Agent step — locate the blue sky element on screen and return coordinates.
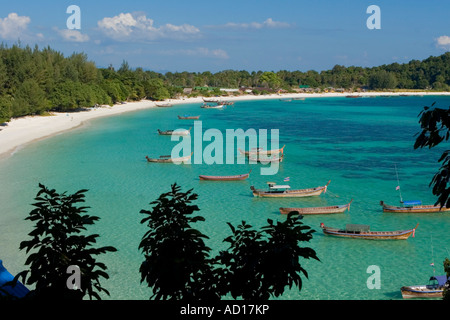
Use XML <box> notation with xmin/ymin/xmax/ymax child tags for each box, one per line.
<box><xmin>0</xmin><ymin>0</ymin><xmax>449</xmax><ymax>72</ymax></box>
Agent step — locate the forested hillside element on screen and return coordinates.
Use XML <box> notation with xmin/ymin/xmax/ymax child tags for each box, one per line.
<box><xmin>1</xmin><ymin>43</ymin><xmax>449</xmax><ymax>123</ymax></box>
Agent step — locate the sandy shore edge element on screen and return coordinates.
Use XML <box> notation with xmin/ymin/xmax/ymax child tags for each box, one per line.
<box><xmin>1</xmin><ymin>91</ymin><xmax>449</xmax><ymax>159</ymax></box>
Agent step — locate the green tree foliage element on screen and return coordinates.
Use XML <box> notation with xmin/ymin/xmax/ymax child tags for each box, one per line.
<box><xmin>0</xmin><ymin>95</ymin><xmax>12</xmax><ymax>123</ymax></box>
<box><xmin>139</xmin><ymin>184</ymin><xmax>216</xmax><ymax>300</ymax></box>
<box><xmin>0</xmin><ymin>44</ymin><xmax>173</xmax><ymax>121</ymax></box>
<box><xmin>414</xmin><ymin>103</ymin><xmax>450</xmax><ymax>208</ymax></box>
<box><xmin>369</xmin><ymin>70</ymin><xmax>398</xmax><ymax>90</ymax></box>
<box><xmin>50</xmin><ymin>80</ymin><xmax>110</xmax><ymax>111</ymax></box>
<box><xmin>18</xmin><ymin>184</ymin><xmax>117</xmax><ymax>300</ymax></box>
<box><xmin>217</xmin><ymin>215</ymin><xmax>319</xmax><ymax>300</ymax></box>
<box><xmin>259</xmin><ymin>72</ymin><xmax>282</xmax><ymax>89</ymax></box>
<box><xmin>143</xmin><ymin>78</ymin><xmax>170</xmax><ymax>101</ymax></box>
<box><xmin>139</xmin><ymin>184</ymin><xmax>319</xmax><ymax>301</ymax></box>
<box><xmin>444</xmin><ymin>258</ymin><xmax>450</xmax><ymax>300</ymax></box>
<box><xmin>1</xmin><ymin>43</ymin><xmax>449</xmax><ymax>123</ymax></box>
<box><xmin>12</xmin><ymin>79</ymin><xmax>48</xmax><ymax>116</ymax></box>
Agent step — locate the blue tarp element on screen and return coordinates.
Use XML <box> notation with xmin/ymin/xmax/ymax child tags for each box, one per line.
<box><xmin>431</xmin><ymin>275</ymin><xmax>450</xmax><ymax>286</ymax></box>
<box><xmin>0</xmin><ymin>260</ymin><xmax>29</xmax><ymax>299</ymax></box>
<box><xmin>403</xmin><ymin>200</ymin><xmax>422</xmax><ymax>206</ymax></box>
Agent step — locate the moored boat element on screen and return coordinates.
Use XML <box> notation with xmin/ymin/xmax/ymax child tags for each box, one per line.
<box><xmin>280</xmin><ymin>199</ymin><xmax>353</xmax><ymax>215</ymax></box>
<box><xmin>320</xmin><ymin>223</ymin><xmax>419</xmax><ymax>240</ymax></box>
<box><xmin>251</xmin><ymin>181</ymin><xmax>330</xmax><ymax>198</ymax></box>
<box><xmin>199</xmin><ymin>170</ymin><xmax>252</xmax><ymax>181</ymax></box>
<box><xmin>401</xmin><ymin>275</ymin><xmax>449</xmax><ymax>299</ymax></box>
<box><xmin>239</xmin><ymin>145</ymin><xmax>285</xmax><ymax>157</ymax></box>
<box><xmin>249</xmin><ymin>153</ymin><xmax>284</xmax><ymax>163</ymax></box>
<box><xmin>201</xmin><ymin>103</ymin><xmax>224</xmax><ymax>109</ymax></box>
<box><xmin>146</xmin><ymin>152</ymin><xmax>193</xmax><ymax>163</ymax></box>
<box><xmin>178</xmin><ymin>115</ymin><xmax>200</xmax><ymax>120</ymax></box>
<box><xmin>380</xmin><ymin>201</ymin><xmax>450</xmax><ymax>213</ymax></box>
<box><xmin>158</xmin><ymin>128</ymin><xmax>191</xmax><ymax>136</ymax></box>
<box><xmin>218</xmin><ymin>101</ymin><xmax>234</xmax><ymax>106</ymax></box>
<box><xmin>155</xmin><ymin>102</ymin><xmax>173</xmax><ymax>108</ymax></box>
<box><xmin>203</xmin><ymin>98</ymin><xmax>219</xmax><ymax>103</ymax></box>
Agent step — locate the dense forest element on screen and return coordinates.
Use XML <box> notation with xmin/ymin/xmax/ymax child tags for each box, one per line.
<box><xmin>1</xmin><ymin>43</ymin><xmax>450</xmax><ymax>123</ymax></box>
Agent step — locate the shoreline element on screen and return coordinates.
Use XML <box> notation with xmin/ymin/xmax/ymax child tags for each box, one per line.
<box><xmin>1</xmin><ymin>91</ymin><xmax>449</xmax><ymax>159</ymax></box>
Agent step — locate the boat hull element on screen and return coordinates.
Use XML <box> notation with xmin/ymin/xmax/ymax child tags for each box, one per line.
<box><xmin>201</xmin><ymin>104</ymin><xmax>224</xmax><ymax>109</ymax></box>
<box><xmin>158</xmin><ymin>129</ymin><xmax>191</xmax><ymax>136</ymax></box>
<box><xmin>239</xmin><ymin>145</ymin><xmax>285</xmax><ymax>157</ymax></box>
<box><xmin>380</xmin><ymin>201</ymin><xmax>450</xmax><ymax>213</ymax></box>
<box><xmin>146</xmin><ymin>152</ymin><xmax>193</xmax><ymax>164</ymax></box>
<box><xmin>251</xmin><ymin>183</ymin><xmax>329</xmax><ymax>198</ymax></box>
<box><xmin>280</xmin><ymin>201</ymin><xmax>352</xmax><ymax>215</ymax></box>
<box><xmin>178</xmin><ymin>116</ymin><xmax>200</xmax><ymax>120</ymax></box>
<box><xmin>400</xmin><ymin>286</ymin><xmax>443</xmax><ymax>299</ymax></box>
<box><xmin>320</xmin><ymin>224</ymin><xmax>418</xmax><ymax>240</ymax></box>
<box><xmin>199</xmin><ymin>171</ymin><xmax>251</xmax><ymax>181</ymax></box>
<box><xmin>199</xmin><ymin>174</ymin><xmax>250</xmax><ymax>181</ymax></box>
<box><xmin>249</xmin><ymin>155</ymin><xmax>284</xmax><ymax>163</ymax></box>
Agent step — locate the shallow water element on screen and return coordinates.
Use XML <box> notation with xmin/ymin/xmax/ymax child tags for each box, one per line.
<box><xmin>1</xmin><ymin>96</ymin><xmax>450</xmax><ymax>300</ymax></box>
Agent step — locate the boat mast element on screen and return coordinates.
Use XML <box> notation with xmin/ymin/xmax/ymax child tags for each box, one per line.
<box><xmin>431</xmin><ymin>235</ymin><xmax>436</xmax><ymax>277</ymax></box>
<box><xmin>394</xmin><ymin>164</ymin><xmax>404</xmax><ymax>204</ymax></box>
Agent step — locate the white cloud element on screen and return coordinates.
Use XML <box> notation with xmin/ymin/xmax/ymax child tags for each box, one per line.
<box><xmin>98</xmin><ymin>13</ymin><xmax>200</xmax><ymax>42</ymax></box>
<box><xmin>55</xmin><ymin>28</ymin><xmax>90</xmax><ymax>43</ymax></box>
<box><xmin>222</xmin><ymin>18</ymin><xmax>292</xmax><ymax>30</ymax></box>
<box><xmin>0</xmin><ymin>13</ymin><xmax>31</xmax><ymax>40</ymax></box>
<box><xmin>162</xmin><ymin>47</ymin><xmax>229</xmax><ymax>59</ymax></box>
<box><xmin>436</xmin><ymin>35</ymin><xmax>450</xmax><ymax>48</ymax></box>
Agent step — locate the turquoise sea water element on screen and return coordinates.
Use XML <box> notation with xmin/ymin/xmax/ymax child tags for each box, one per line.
<box><xmin>1</xmin><ymin>96</ymin><xmax>450</xmax><ymax>300</ymax></box>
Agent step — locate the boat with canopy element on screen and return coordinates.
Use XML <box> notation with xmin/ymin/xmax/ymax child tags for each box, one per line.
<box><xmin>401</xmin><ymin>275</ymin><xmax>449</xmax><ymax>298</ymax></box>
<box><xmin>251</xmin><ymin>181</ymin><xmax>330</xmax><ymax>198</ymax></box>
<box><xmin>381</xmin><ymin>165</ymin><xmax>450</xmax><ymax>213</ymax></box>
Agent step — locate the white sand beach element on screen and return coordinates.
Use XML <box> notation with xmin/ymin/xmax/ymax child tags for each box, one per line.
<box><xmin>0</xmin><ymin>91</ymin><xmax>448</xmax><ymax>159</ymax></box>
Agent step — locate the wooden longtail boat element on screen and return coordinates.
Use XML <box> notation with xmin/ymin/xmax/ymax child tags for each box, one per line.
<box><xmin>280</xmin><ymin>199</ymin><xmax>353</xmax><ymax>215</ymax></box>
<box><xmin>158</xmin><ymin>128</ymin><xmax>191</xmax><ymax>136</ymax></box>
<box><xmin>146</xmin><ymin>152</ymin><xmax>193</xmax><ymax>163</ymax></box>
<box><xmin>239</xmin><ymin>145</ymin><xmax>285</xmax><ymax>157</ymax></box>
<box><xmin>203</xmin><ymin>98</ymin><xmax>219</xmax><ymax>103</ymax></box>
<box><xmin>218</xmin><ymin>101</ymin><xmax>234</xmax><ymax>106</ymax></box>
<box><xmin>320</xmin><ymin>223</ymin><xmax>419</xmax><ymax>240</ymax></box>
<box><xmin>381</xmin><ymin>165</ymin><xmax>449</xmax><ymax>213</ymax></box>
<box><xmin>249</xmin><ymin>154</ymin><xmax>284</xmax><ymax>163</ymax></box>
<box><xmin>199</xmin><ymin>170</ymin><xmax>252</xmax><ymax>181</ymax></box>
<box><xmin>155</xmin><ymin>102</ymin><xmax>173</xmax><ymax>108</ymax></box>
<box><xmin>201</xmin><ymin>103</ymin><xmax>224</xmax><ymax>109</ymax></box>
<box><xmin>178</xmin><ymin>115</ymin><xmax>200</xmax><ymax>120</ymax></box>
<box><xmin>401</xmin><ymin>275</ymin><xmax>449</xmax><ymax>299</ymax></box>
<box><xmin>380</xmin><ymin>201</ymin><xmax>450</xmax><ymax>213</ymax></box>
<box><xmin>251</xmin><ymin>181</ymin><xmax>330</xmax><ymax>198</ymax></box>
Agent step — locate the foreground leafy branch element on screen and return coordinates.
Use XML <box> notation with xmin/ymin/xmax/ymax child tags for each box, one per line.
<box><xmin>139</xmin><ymin>183</ymin><xmax>319</xmax><ymax>300</ymax></box>
<box><xmin>19</xmin><ymin>184</ymin><xmax>117</xmax><ymax>300</ymax></box>
<box><xmin>414</xmin><ymin>103</ymin><xmax>450</xmax><ymax>208</ymax></box>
